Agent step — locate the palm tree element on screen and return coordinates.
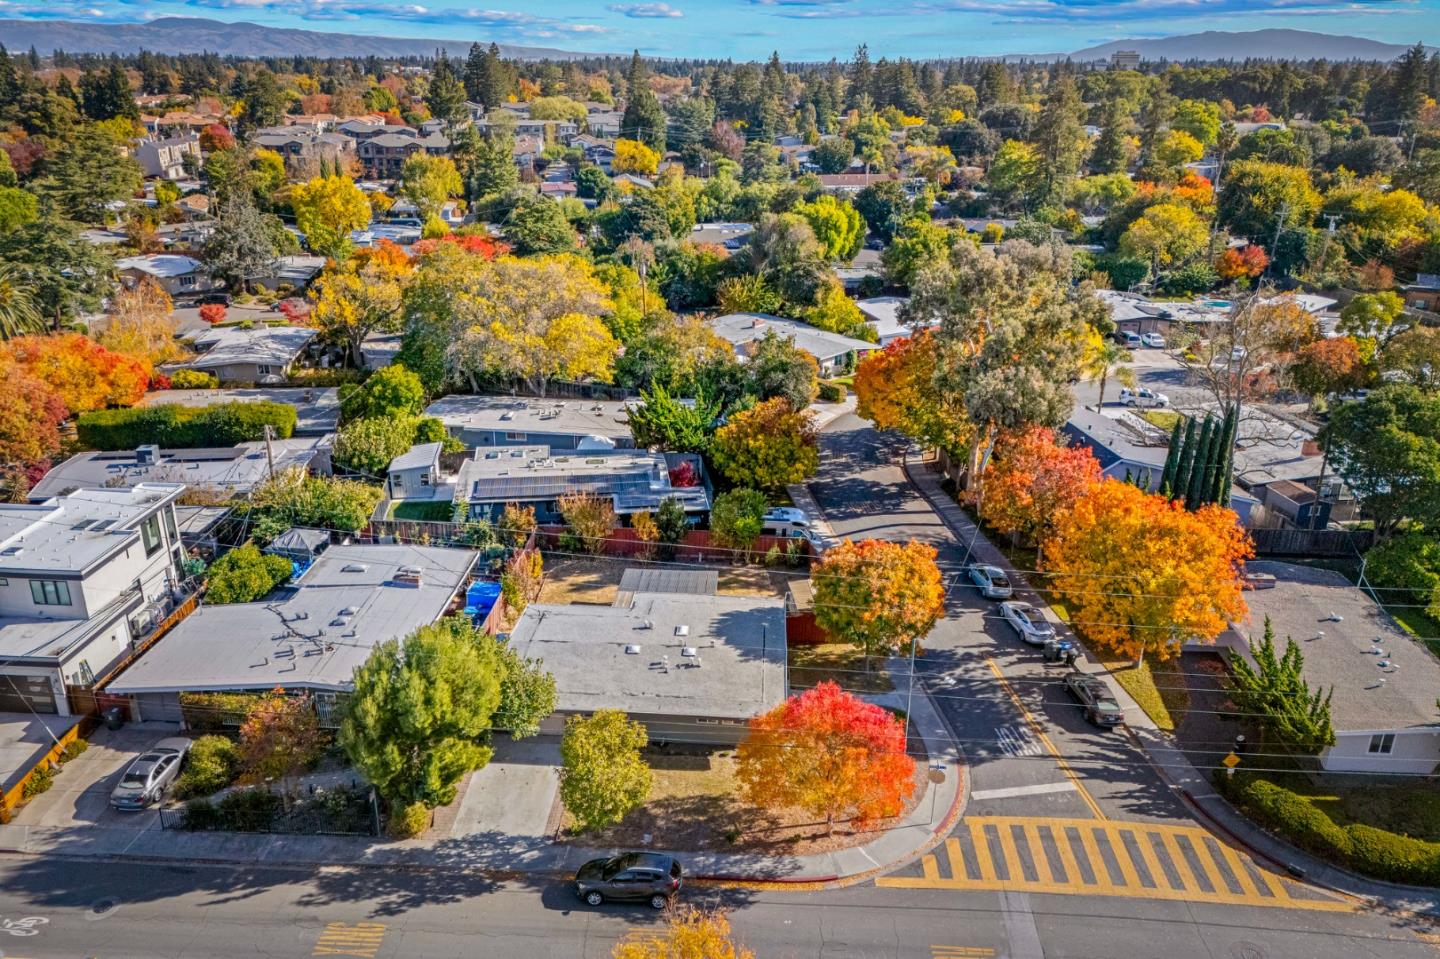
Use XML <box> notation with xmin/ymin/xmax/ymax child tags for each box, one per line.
<box><xmin>0</xmin><ymin>265</ymin><xmax>43</xmax><ymax>341</ymax></box>
<box><xmin>1082</xmin><ymin>337</ymin><xmax>1136</xmax><ymax>408</ymax></box>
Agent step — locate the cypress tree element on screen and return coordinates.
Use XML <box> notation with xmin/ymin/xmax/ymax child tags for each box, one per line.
<box><xmin>1159</xmin><ymin>416</ymin><xmax>1185</xmax><ymax>496</ymax></box>
<box><xmin>1171</xmin><ymin>416</ymin><xmax>1199</xmax><ymax>505</ymax></box>
<box><xmin>1199</xmin><ymin>418</ymin><xmax>1223</xmax><ymax>508</ymax></box>
<box><xmin>1213</xmin><ymin>405</ymin><xmax>1238</xmax><ymax>507</ymax></box>
<box><xmin>1185</xmin><ymin>416</ymin><xmax>1214</xmax><ymax>510</ymax></box>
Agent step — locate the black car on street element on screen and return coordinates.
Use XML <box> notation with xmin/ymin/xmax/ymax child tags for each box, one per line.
<box><xmin>574</xmin><ymin>853</ymin><xmax>683</xmax><ymax>909</ymax></box>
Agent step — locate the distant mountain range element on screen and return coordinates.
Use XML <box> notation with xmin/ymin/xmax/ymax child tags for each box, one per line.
<box><xmin>1067</xmin><ymin>29</ymin><xmax>1422</xmax><ymax>62</ymax></box>
<box><xmin>0</xmin><ymin>18</ymin><xmax>1424</xmax><ymax>64</ymax></box>
<box><xmin>0</xmin><ymin>16</ymin><xmax>589</xmax><ymax>60</ymax></box>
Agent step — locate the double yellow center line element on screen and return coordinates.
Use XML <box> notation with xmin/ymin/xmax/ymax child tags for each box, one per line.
<box><xmin>985</xmin><ymin>656</ymin><xmax>1106</xmax><ymax>820</ymax></box>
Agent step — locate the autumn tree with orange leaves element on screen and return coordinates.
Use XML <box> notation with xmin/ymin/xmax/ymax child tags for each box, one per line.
<box><xmin>980</xmin><ymin>426</ymin><xmax>1101</xmax><ymax>549</ymax></box>
<box><xmin>612</xmin><ymin>907</ymin><xmax>754</xmax><ymax>959</ymax></box>
<box><xmin>737</xmin><ymin>681</ymin><xmax>916</xmax><ymax>833</ymax></box>
<box><xmin>812</xmin><ymin>539</ymin><xmax>945</xmax><ymax>658</ymax></box>
<box><xmin>4</xmin><ymin>333</ymin><xmax>151</xmax><ymax>414</ymax></box>
<box><xmin>853</xmin><ymin>330</ymin><xmax>969</xmax><ymax>454</ymax></box>
<box><xmin>1044</xmin><ymin>480</ymin><xmax>1252</xmax><ymax>665</ymax></box>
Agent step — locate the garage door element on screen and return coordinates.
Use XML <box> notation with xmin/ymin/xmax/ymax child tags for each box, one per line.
<box><xmin>0</xmin><ymin>675</ymin><xmax>57</xmax><ymax>714</ymax></box>
<box><xmin>133</xmin><ymin>693</ymin><xmax>183</xmax><ymax>724</ymax></box>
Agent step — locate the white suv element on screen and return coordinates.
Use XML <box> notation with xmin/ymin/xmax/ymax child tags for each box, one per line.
<box><xmin>1118</xmin><ymin>387</ymin><xmax>1169</xmax><ymax>408</ymax></box>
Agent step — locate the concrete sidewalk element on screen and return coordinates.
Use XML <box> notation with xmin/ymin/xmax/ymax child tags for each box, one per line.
<box><xmin>0</xmin><ymin>681</ymin><xmax>965</xmax><ymax>885</ymax></box>
<box><xmin>902</xmin><ymin>451</ymin><xmax>1440</xmax><ymax>916</ymax></box>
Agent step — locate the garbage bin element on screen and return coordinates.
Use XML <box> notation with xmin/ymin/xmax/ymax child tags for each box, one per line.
<box><xmin>103</xmin><ymin>706</ymin><xmax>125</xmax><ymax>731</ymax></box>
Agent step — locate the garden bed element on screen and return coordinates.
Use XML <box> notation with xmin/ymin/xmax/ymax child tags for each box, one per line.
<box><xmin>556</xmin><ymin>744</ymin><xmax>928</xmax><ymax>856</ymax></box>
<box><xmin>175</xmin><ymin>781</ymin><xmax>377</xmax><ymax>836</ymax></box>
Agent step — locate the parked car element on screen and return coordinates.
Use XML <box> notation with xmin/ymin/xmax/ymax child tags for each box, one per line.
<box><xmin>110</xmin><ymin>738</ymin><xmax>193</xmax><ymax>810</ymax></box>
<box><xmin>1063</xmin><ymin>673</ymin><xmax>1125</xmax><ymax>727</ymax></box>
<box><xmin>967</xmin><ymin>564</ymin><xmax>1012</xmax><ymax>600</ymax></box>
<box><xmin>763</xmin><ymin>507</ymin><xmax>808</xmax><ymax>525</ymax></box>
<box><xmin>574</xmin><ymin>853</ymin><xmax>683</xmax><ymax>909</ymax></box>
<box><xmin>999</xmin><ymin>601</ymin><xmax>1057</xmax><ymax>645</ymax></box>
<box><xmin>1118</xmin><ymin>387</ymin><xmax>1170</xmax><ymax>408</ymax></box>
<box><xmin>197</xmin><ymin>292</ymin><xmax>232</xmax><ymax>306</ymax></box>
<box><xmin>1140</xmin><ymin>332</ymin><xmax>1166</xmax><ymax>348</ymax></box>
<box><xmin>1115</xmin><ymin>331</ymin><xmax>1141</xmax><ymax>348</ymax></box>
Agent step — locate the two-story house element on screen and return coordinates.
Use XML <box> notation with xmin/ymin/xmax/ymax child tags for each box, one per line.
<box><xmin>0</xmin><ymin>484</ymin><xmax>189</xmax><ymax>716</ymax></box>
<box><xmin>135</xmin><ymin>135</ymin><xmax>201</xmax><ymax>181</ymax></box>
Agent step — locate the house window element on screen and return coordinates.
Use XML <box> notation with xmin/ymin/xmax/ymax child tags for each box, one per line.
<box><xmin>1368</xmin><ymin>733</ymin><xmax>1395</xmax><ymax>754</ymax></box>
<box><xmin>163</xmin><ymin>507</ymin><xmax>178</xmax><ymax>542</ymax></box>
<box><xmin>141</xmin><ymin>514</ymin><xmax>163</xmax><ymax>557</ymax></box>
<box><xmin>179</xmin><ymin>275</ymin><xmax>196</xmax><ymax>288</ymax></box>
<box><xmin>257</xmin><ymin>364</ymin><xmax>275</xmax><ymax>376</ymax></box>
<box><xmin>31</xmin><ymin>580</ymin><xmax>72</xmax><ymax>606</ymax></box>
<box><xmin>506</xmin><ymin>432</ymin><xmax>527</xmax><ymax>442</ymax></box>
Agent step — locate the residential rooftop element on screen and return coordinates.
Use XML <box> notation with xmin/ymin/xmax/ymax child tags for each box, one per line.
<box><xmin>711</xmin><ymin>313</ymin><xmax>878</xmax><ymax>364</ymax></box>
<box><xmin>389</xmin><ymin>442</ymin><xmax>443</xmax><ymax>473</ymax></box>
<box><xmin>1228</xmin><ymin>561</ymin><xmax>1440</xmax><ymax>732</ymax></box>
<box><xmin>178</xmin><ymin>325</ymin><xmax>317</xmax><ymax>374</ymax></box>
<box><xmin>107</xmin><ymin>543</ymin><xmax>478</xmax><ymax>695</ymax></box>
<box><xmin>28</xmin><ymin>437</ymin><xmax>330</xmax><ymax>503</ymax></box>
<box><xmin>115</xmin><ymin>254</ymin><xmax>203</xmax><ymax>279</ymax></box>
<box><xmin>507</xmin><ymin>592</ymin><xmax>788</xmax><ymax>720</ymax></box>
<box><xmin>454</xmin><ymin>446</ymin><xmax>710</xmax><ymax>514</ymax></box>
<box><xmin>0</xmin><ymin>484</ymin><xmax>185</xmax><ymax>577</ymax></box>
<box><xmin>138</xmin><ymin>387</ymin><xmax>341</xmax><ymax>436</ymax></box>
<box><xmin>425</xmin><ymin>395</ymin><xmax>635</xmax><ymax>444</ymax></box>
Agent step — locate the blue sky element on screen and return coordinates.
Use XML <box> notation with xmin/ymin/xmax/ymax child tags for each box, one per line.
<box><xmin>1</xmin><ymin>0</ymin><xmax>1434</xmax><ymax>58</ymax></box>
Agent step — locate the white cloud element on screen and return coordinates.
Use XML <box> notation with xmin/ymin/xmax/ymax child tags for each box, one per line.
<box><xmin>609</xmin><ymin>2</ymin><xmax>684</xmax><ymax>16</ymax></box>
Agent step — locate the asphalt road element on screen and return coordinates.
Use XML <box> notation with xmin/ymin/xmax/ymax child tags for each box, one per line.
<box><xmin>0</xmin><ymin>856</ymin><xmax>1435</xmax><ymax>959</ymax></box>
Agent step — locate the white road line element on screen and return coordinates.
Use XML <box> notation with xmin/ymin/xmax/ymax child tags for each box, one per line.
<box><xmin>969</xmin><ymin>782</ymin><xmax>1080</xmax><ymax>801</ymax></box>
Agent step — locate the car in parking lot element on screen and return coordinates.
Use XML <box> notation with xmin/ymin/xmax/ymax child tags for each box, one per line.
<box><xmin>1140</xmin><ymin>332</ymin><xmax>1166</xmax><ymax>348</ymax></box>
<box><xmin>999</xmin><ymin>601</ymin><xmax>1057</xmax><ymax>645</ymax></box>
<box><xmin>110</xmin><ymin>738</ymin><xmax>193</xmax><ymax>810</ymax></box>
<box><xmin>574</xmin><ymin>852</ymin><xmax>683</xmax><ymax>908</ymax></box>
<box><xmin>1115</xmin><ymin>331</ymin><xmax>1141</xmax><ymax>348</ymax></box>
<box><xmin>967</xmin><ymin>564</ymin><xmax>1012</xmax><ymax>599</ymax></box>
<box><xmin>1063</xmin><ymin>673</ymin><xmax>1125</xmax><ymax>727</ymax></box>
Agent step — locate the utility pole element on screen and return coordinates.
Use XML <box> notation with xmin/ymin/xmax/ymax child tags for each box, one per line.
<box><xmin>263</xmin><ymin>423</ymin><xmax>276</xmax><ymax>480</ymax></box>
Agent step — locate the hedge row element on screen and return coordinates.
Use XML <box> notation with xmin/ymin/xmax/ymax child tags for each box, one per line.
<box><xmin>76</xmin><ymin>402</ymin><xmax>297</xmax><ymax>450</ymax></box>
<box><xmin>1220</xmin><ymin>774</ymin><xmax>1440</xmax><ymax>887</ymax></box>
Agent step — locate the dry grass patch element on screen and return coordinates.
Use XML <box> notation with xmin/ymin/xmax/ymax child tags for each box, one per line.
<box><xmin>534</xmin><ymin>557</ymin><xmax>631</xmax><ymax>606</ymax></box>
<box><xmin>717</xmin><ymin>568</ymin><xmax>789</xmax><ymax>600</ymax></box>
<box><xmin>788</xmin><ymin>642</ymin><xmax>894</xmax><ymax>693</ymax></box>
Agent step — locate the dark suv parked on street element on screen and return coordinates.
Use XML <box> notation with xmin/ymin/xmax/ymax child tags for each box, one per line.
<box><xmin>1063</xmin><ymin>672</ymin><xmax>1125</xmax><ymax>728</ymax></box>
<box><xmin>574</xmin><ymin>852</ymin><xmax>683</xmax><ymax>909</ymax></box>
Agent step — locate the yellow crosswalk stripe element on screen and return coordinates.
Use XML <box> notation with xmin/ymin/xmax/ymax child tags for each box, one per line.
<box><xmin>312</xmin><ymin>922</ymin><xmax>387</xmax><ymax>958</ymax></box>
<box><xmin>876</xmin><ymin>816</ymin><xmax>1353</xmax><ymax>913</ymax></box>
<box><xmin>931</xmin><ymin>947</ymin><xmax>997</xmax><ymax>958</ymax></box>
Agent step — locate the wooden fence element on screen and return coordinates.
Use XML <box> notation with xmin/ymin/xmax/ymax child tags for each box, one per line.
<box><xmin>1248</xmin><ymin>527</ymin><xmax>1374</xmax><ymax>558</ymax></box>
<box><xmin>0</xmin><ymin>720</ymin><xmax>88</xmax><ymax>824</ymax></box>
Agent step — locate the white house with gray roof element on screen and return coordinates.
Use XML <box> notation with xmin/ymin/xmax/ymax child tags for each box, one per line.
<box><xmin>106</xmin><ymin>543</ymin><xmax>478</xmax><ymax>724</ymax></box>
<box><xmin>425</xmin><ymin>395</ymin><xmax>636</xmax><ymax>450</ymax></box>
<box><xmin>115</xmin><ymin>254</ymin><xmax>219</xmax><ymax>297</ymax></box>
<box><xmin>0</xmin><ymin>484</ymin><xmax>188</xmax><ymax>716</ymax></box>
<box><xmin>508</xmin><ymin>590</ymin><xmax>787</xmax><ymax>745</ymax></box>
<box><xmin>711</xmin><ymin>313</ymin><xmax>878</xmax><ymax>376</ymax></box>
<box><xmin>1215</xmin><ymin>561</ymin><xmax>1440</xmax><ymax>775</ymax></box>
<box><xmin>170</xmin><ymin>325</ymin><xmax>317</xmax><ymax>384</ymax></box>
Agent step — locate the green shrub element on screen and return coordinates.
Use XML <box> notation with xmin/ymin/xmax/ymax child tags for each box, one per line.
<box><xmin>76</xmin><ymin>402</ymin><xmax>296</xmax><ymax>450</ymax></box>
<box><xmin>1222</xmin><ymin>775</ymin><xmax>1440</xmax><ymax>886</ymax></box>
<box><xmin>387</xmin><ymin>800</ymin><xmax>430</xmax><ymax>839</ymax></box>
<box><xmin>205</xmin><ymin>543</ymin><xmax>292</xmax><ymax>604</ymax></box>
<box><xmin>170</xmin><ymin>369</ymin><xmax>219</xmax><ymax>390</ymax></box>
<box><xmin>173</xmin><ymin>735</ymin><xmax>241</xmax><ymax>799</ymax></box>
<box><xmin>22</xmin><ymin>764</ymin><xmax>53</xmax><ymax>798</ymax></box>
<box><xmin>181</xmin><ymin>798</ymin><xmax>221</xmax><ymax>830</ymax></box>
<box><xmin>59</xmin><ymin>739</ymin><xmax>88</xmax><ymax>763</ymax></box>
<box><xmin>818</xmin><ymin>381</ymin><xmax>846</xmax><ymax>403</ymax></box>
<box><xmin>215</xmin><ymin>789</ymin><xmax>281</xmax><ymax>831</ymax></box>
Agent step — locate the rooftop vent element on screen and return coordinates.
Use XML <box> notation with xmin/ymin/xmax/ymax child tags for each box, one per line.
<box><xmin>680</xmin><ymin>646</ymin><xmax>698</xmax><ymax>657</ymax></box>
<box><xmin>499</xmin><ymin>411</ymin><xmax>515</xmax><ymax>421</ymax></box>
<box><xmin>342</xmin><ymin>564</ymin><xmax>368</xmax><ymax>573</ymax></box>
<box><xmin>624</xmin><ymin>643</ymin><xmax>642</xmax><ymax>654</ymax></box>
<box><xmin>0</xmin><ymin>546</ymin><xmax>21</xmax><ymax>557</ymax></box>
<box><xmin>675</xmin><ymin>625</ymin><xmax>689</xmax><ymax>637</ymax></box>
<box><xmin>135</xmin><ymin>444</ymin><xmax>161</xmax><ymax>465</ymax></box>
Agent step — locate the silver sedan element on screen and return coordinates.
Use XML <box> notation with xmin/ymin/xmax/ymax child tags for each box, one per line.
<box><xmin>110</xmin><ymin>738</ymin><xmax>193</xmax><ymax>811</ymax></box>
<box><xmin>999</xmin><ymin>602</ymin><xmax>1058</xmax><ymax>646</ymax></box>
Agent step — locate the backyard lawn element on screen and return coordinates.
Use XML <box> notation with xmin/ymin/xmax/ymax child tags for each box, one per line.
<box><xmin>788</xmin><ymin>642</ymin><xmax>894</xmax><ymax>693</ymax></box>
<box><xmin>388</xmin><ymin>501</ymin><xmax>454</xmax><ymax>522</ymax></box>
<box><xmin>1140</xmin><ymin>409</ymin><xmax>1182</xmax><ymax>431</ymax></box>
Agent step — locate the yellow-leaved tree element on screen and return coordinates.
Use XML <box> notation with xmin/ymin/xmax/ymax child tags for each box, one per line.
<box><xmin>445</xmin><ymin>254</ymin><xmax>617</xmax><ymax>395</ymax></box>
<box><xmin>612</xmin><ymin>907</ymin><xmax>754</xmax><ymax>959</ymax></box>
<box><xmin>1044</xmin><ymin>479</ymin><xmax>1252</xmax><ymax>665</ymax></box>
<box><xmin>309</xmin><ymin>244</ymin><xmax>411</xmax><ymax>368</ymax></box>
<box><xmin>292</xmin><ymin>174</ymin><xmax>371</xmax><ymax>259</ymax></box>
<box><xmin>612</xmin><ymin>138</ymin><xmax>660</xmax><ymax>177</ymax></box>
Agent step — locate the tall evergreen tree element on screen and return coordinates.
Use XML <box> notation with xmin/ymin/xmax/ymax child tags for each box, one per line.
<box><xmin>1229</xmin><ymin>617</ymin><xmax>1334</xmax><ymax>753</ymax></box>
<box><xmin>426</xmin><ymin>52</ymin><xmax>469</xmax><ymax>130</ymax></box>
<box><xmin>1170</xmin><ymin>415</ymin><xmax>1199</xmax><ymax>504</ymax></box>
<box><xmin>1159</xmin><ymin>415</ymin><xmax>1185</xmax><ymax>496</ymax></box>
<box><xmin>848</xmin><ymin>44</ymin><xmax>873</xmax><ymax>109</ymax></box>
<box><xmin>620</xmin><ymin>51</ymin><xmax>667</xmax><ymax>153</ymax></box>
<box><xmin>1090</xmin><ymin>97</ymin><xmax>1132</xmax><ymax>174</ymax></box>
<box><xmin>1030</xmin><ymin>72</ymin><xmax>1088</xmax><ymax>207</ymax></box>
<box><xmin>1212</xmin><ymin>405</ymin><xmax>1238</xmax><ymax>507</ymax></box>
<box><xmin>1198</xmin><ymin>417</ymin><xmax>1223</xmax><ymax>510</ymax></box>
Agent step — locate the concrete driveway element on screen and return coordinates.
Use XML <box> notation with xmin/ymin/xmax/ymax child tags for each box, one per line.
<box><xmin>16</xmin><ymin>723</ymin><xmax>185</xmax><ymax>829</ymax></box>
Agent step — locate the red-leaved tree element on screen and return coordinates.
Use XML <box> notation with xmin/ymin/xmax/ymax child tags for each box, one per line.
<box><xmin>980</xmin><ymin>426</ymin><xmax>1101</xmax><ymax>548</ymax></box>
<box><xmin>199</xmin><ymin>303</ymin><xmax>227</xmax><ymax>325</ymax></box>
<box><xmin>199</xmin><ymin>124</ymin><xmax>236</xmax><ymax>153</ymax></box>
<box><xmin>668</xmin><ymin>460</ymin><xmax>699</xmax><ymax>488</ymax></box>
<box><xmin>4</xmin><ymin>333</ymin><xmax>151</xmax><ymax>414</ymax></box>
<box><xmin>1215</xmin><ymin>245</ymin><xmax>1269</xmax><ymax>282</ymax></box>
<box><xmin>736</xmin><ymin>681</ymin><xmax>916</xmax><ymax>833</ymax></box>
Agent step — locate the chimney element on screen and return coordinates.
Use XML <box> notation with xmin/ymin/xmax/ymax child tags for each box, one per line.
<box><xmin>135</xmin><ymin>444</ymin><xmax>161</xmax><ymax>465</ymax></box>
<box><xmin>1301</xmin><ymin>439</ymin><xmax>1322</xmax><ymax>457</ymax></box>
<box><xmin>750</xmin><ymin>315</ymin><xmax>765</xmax><ymax>329</ymax></box>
